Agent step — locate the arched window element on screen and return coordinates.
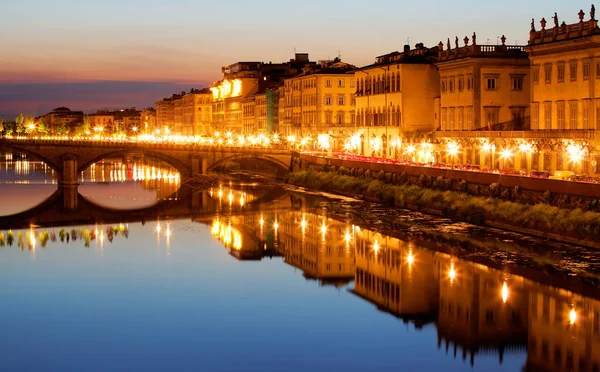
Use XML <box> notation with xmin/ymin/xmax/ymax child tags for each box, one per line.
<box><xmin>390</xmin><ymin>72</ymin><xmax>396</xmax><ymax>92</ymax></box>
<box><xmin>382</xmin><ymin>134</ymin><xmax>388</xmax><ymax>157</ymax></box>
<box><xmin>386</xmin><ymin>75</ymin><xmax>391</xmax><ymax>93</ymax></box>
<box><xmin>396</xmin><ymin>73</ymin><xmax>401</xmax><ymax>92</ymax></box>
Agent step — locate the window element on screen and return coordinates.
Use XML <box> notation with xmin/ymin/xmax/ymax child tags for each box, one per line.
<box><xmin>544</xmin><ymin>102</ymin><xmax>552</xmax><ymax>129</ymax></box>
<box><xmin>532</xmin><ymin>69</ymin><xmax>539</xmax><ymax>84</ymax></box>
<box><xmin>441</xmin><ymin>108</ymin><xmax>447</xmax><ymax>130</ymax></box>
<box><xmin>466</xmin><ymin>106</ymin><xmax>473</xmax><ymax>130</ymax></box>
<box><xmin>449</xmin><ymin>78</ymin><xmax>455</xmax><ymax>92</ymax></box>
<box><xmin>597</xmin><ymin>62</ymin><xmax>600</xmax><ymax>79</ymax></box>
<box><xmin>337</xmin><ymin>95</ymin><xmax>345</xmax><ymax>106</ymax></box>
<box><xmin>350</xmin><ymin>78</ymin><xmax>355</xmax><ymax>87</ymax></box>
<box><xmin>558</xmin><ymin>63</ymin><xmax>565</xmax><ymax>83</ymax></box>
<box><xmin>583</xmin><ymin>102</ymin><xmax>590</xmax><ymax>129</ymax></box>
<box><xmin>458</xmin><ymin>107</ymin><xmax>464</xmax><ymax>130</ymax></box>
<box><xmin>338</xmin><ymin>79</ymin><xmax>344</xmax><ymax>88</ymax></box>
<box><xmin>458</xmin><ymin>76</ymin><xmax>464</xmax><ymax>91</ymax></box>
<box><xmin>557</xmin><ymin>102</ymin><xmax>565</xmax><ymax>129</ymax></box>
<box><xmin>570</xmin><ymin>62</ymin><xmax>578</xmax><ymax>82</ymax></box>
<box><xmin>511</xmin><ymin>75</ymin><xmax>524</xmax><ymax>90</ymax></box>
<box><xmin>325</xmin><ymin>96</ymin><xmax>332</xmax><ymax>105</ymax></box>
<box><xmin>441</xmin><ymin>79</ymin><xmax>447</xmax><ymax>92</ymax></box>
<box><xmin>325</xmin><ymin>112</ymin><xmax>332</xmax><ymax>124</ymax></box>
<box><xmin>532</xmin><ymin>103</ymin><xmax>540</xmax><ymax>129</ymax></box>
<box><xmin>484</xmin><ymin>107</ymin><xmax>499</xmax><ymax>129</ymax></box>
<box><xmin>337</xmin><ymin>112</ymin><xmax>344</xmax><ymax>125</ymax></box>
<box><xmin>467</xmin><ymin>75</ymin><xmax>473</xmax><ymax>90</ymax></box>
<box><xmin>449</xmin><ymin>107</ymin><xmax>455</xmax><ymax>130</ymax></box>
<box><xmin>545</xmin><ymin>65</ymin><xmax>552</xmax><ymax>83</ymax></box>
<box><xmin>325</xmin><ymin>79</ymin><xmax>332</xmax><ymax>88</ymax></box>
<box><xmin>486</xmin><ymin>77</ymin><xmax>497</xmax><ymax>90</ymax></box>
<box><xmin>570</xmin><ymin>101</ymin><xmax>578</xmax><ymax>129</ymax></box>
<box><xmin>584</xmin><ymin>63</ymin><xmax>591</xmax><ymax>80</ymax></box>
<box><xmin>544</xmin><ymin>153</ymin><xmax>551</xmax><ymax>171</ymax></box>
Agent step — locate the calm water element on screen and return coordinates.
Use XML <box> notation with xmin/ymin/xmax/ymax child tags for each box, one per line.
<box><xmin>0</xmin><ymin>154</ymin><xmax>598</xmax><ymax>372</ymax></box>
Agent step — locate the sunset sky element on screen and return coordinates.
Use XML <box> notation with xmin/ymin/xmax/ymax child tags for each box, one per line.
<box><xmin>0</xmin><ymin>0</ymin><xmax>586</xmax><ymax>118</ymax></box>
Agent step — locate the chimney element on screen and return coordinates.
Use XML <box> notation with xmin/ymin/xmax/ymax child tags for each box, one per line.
<box><xmin>404</xmin><ymin>45</ymin><xmax>410</xmax><ymax>53</ymax></box>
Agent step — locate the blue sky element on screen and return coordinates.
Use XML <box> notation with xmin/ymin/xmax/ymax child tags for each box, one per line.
<box><xmin>0</xmin><ymin>0</ymin><xmax>590</xmax><ymax>116</ymax></box>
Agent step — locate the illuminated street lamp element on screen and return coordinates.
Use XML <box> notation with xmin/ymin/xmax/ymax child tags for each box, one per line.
<box><xmin>447</xmin><ymin>141</ymin><xmax>460</xmax><ymax>167</ymax></box>
<box><xmin>500</xmin><ymin>148</ymin><xmax>514</xmax><ymax>170</ymax></box>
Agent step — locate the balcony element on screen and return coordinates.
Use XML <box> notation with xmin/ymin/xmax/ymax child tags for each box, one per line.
<box><xmin>438</xmin><ymin>44</ymin><xmax>527</xmax><ymax>62</ymax></box>
<box><xmin>435</xmin><ymin>130</ymin><xmax>595</xmax><ymax>140</ymax></box>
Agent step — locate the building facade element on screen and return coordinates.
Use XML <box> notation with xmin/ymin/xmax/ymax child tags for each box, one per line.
<box><xmin>435</xmin><ymin>35</ymin><xmax>531</xmax><ymax>169</ymax></box>
<box><xmin>280</xmin><ymin>59</ymin><xmax>356</xmax><ymax>149</ymax></box>
<box><xmin>526</xmin><ymin>8</ymin><xmax>600</xmax><ymax>175</ymax></box>
<box><xmin>354</xmin><ymin>44</ymin><xmax>439</xmax><ymax>158</ymax></box>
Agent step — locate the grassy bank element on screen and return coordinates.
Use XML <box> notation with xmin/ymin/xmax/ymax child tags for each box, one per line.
<box><xmin>287</xmin><ymin>169</ymin><xmax>600</xmax><ymax>246</ymax></box>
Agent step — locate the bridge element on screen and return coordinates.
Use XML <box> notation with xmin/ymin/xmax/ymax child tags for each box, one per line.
<box><xmin>0</xmin><ymin>138</ymin><xmax>295</xmax><ymax>184</ymax></box>
<box><xmin>0</xmin><ymin>185</ymin><xmax>295</xmax><ymax>230</ymax></box>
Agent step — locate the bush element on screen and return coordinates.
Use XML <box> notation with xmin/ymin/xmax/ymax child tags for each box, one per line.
<box><xmin>489</xmin><ymin>183</ymin><xmax>501</xmax><ymax>198</ymax></box>
<box><xmin>286</xmin><ymin>170</ymin><xmax>600</xmax><ymax>243</ymax></box>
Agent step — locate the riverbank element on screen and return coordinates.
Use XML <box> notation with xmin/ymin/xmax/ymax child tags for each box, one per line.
<box><xmin>286</xmin><ymin>169</ymin><xmax>600</xmax><ymax>250</ymax></box>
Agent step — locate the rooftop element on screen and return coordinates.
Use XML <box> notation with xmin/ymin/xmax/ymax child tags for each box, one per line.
<box><xmin>528</xmin><ymin>6</ymin><xmax>600</xmax><ymax>46</ymax></box>
<box><xmin>437</xmin><ymin>34</ymin><xmax>527</xmax><ymax>63</ymax></box>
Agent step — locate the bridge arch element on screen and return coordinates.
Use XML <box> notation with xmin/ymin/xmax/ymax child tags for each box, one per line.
<box><xmin>207</xmin><ymin>154</ymin><xmax>290</xmax><ymax>176</ymax></box>
<box><xmin>77</xmin><ymin>149</ymin><xmax>192</xmax><ymax>177</ymax></box>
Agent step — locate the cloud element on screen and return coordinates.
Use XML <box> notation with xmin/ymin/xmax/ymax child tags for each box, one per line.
<box><xmin>0</xmin><ymin>80</ymin><xmax>210</xmax><ymax>118</ymax></box>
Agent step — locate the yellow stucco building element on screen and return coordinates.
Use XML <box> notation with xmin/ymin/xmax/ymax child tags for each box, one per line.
<box><xmin>354</xmin><ymin>44</ymin><xmax>440</xmax><ymax>158</ymax></box>
<box><xmin>526</xmin><ymin>7</ymin><xmax>600</xmax><ymax>175</ymax></box>
<box><xmin>434</xmin><ymin>35</ymin><xmax>531</xmax><ymax>169</ymax></box>
<box><xmin>279</xmin><ymin>59</ymin><xmax>356</xmax><ymax>148</ymax></box>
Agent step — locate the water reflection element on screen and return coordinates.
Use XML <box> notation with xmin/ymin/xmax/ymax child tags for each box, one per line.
<box><xmin>209</xmin><ymin>208</ymin><xmax>600</xmax><ymax>371</ymax></box>
<box><xmin>79</xmin><ymin>159</ymin><xmax>180</xmax><ymax>210</ymax></box>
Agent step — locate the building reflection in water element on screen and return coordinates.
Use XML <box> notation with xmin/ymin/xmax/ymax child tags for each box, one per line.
<box><xmin>0</xmin><ymin>152</ymin><xmax>56</xmax><ymax>184</ymax></box>
<box><xmin>80</xmin><ymin>159</ymin><xmax>181</xmax><ymax>202</ymax></box>
<box><xmin>206</xmin><ymin>200</ymin><xmax>600</xmax><ymax>371</ymax></box>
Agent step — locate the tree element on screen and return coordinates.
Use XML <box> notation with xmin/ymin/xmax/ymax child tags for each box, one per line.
<box><xmin>15</xmin><ymin>114</ymin><xmax>25</xmax><ymax>135</ymax></box>
<box><xmin>37</xmin><ymin>119</ymin><xmax>49</xmax><ymax>134</ymax></box>
<box><xmin>57</xmin><ymin>122</ymin><xmax>69</xmax><ymax>136</ymax></box>
<box><xmin>75</xmin><ymin>117</ymin><xmax>90</xmax><ymax>137</ymax></box>
<box><xmin>0</xmin><ymin>119</ymin><xmax>4</xmax><ymax>135</ymax></box>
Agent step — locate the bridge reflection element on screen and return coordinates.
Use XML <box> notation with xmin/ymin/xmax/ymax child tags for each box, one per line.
<box><xmin>210</xmin><ymin>209</ymin><xmax>600</xmax><ymax>371</ymax></box>
<box><xmin>0</xmin><ymin>182</ymin><xmax>292</xmax><ymax>231</ymax></box>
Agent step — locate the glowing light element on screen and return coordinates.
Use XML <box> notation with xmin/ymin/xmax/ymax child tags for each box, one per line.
<box><xmin>407</xmin><ymin>251</ymin><xmax>414</xmax><ymax>266</ymax></box>
<box><xmin>502</xmin><ymin>282</ymin><xmax>509</xmax><ymax>304</ymax></box>
<box><xmin>287</xmin><ymin>135</ymin><xmax>296</xmax><ymax>144</ymax></box>
<box><xmin>259</xmin><ymin>216</ymin><xmax>264</xmax><ymax>227</ymax></box>
<box><xmin>301</xmin><ymin>218</ymin><xmax>307</xmax><ymax>231</ymax></box>
<box><xmin>519</xmin><ymin>142</ymin><xmax>533</xmax><ymax>153</ymax></box>
<box><xmin>373</xmin><ymin>239</ymin><xmax>380</xmax><ymax>254</ymax></box>
<box><xmin>447</xmin><ymin>141</ymin><xmax>460</xmax><ymax>157</ymax></box>
<box><xmin>320</xmin><ymin>220</ymin><xmax>327</xmax><ymax>235</ymax></box>
<box><xmin>132</xmin><ymin>126</ymin><xmax>139</xmax><ymax>133</ymax></box>
<box><xmin>345</xmin><ymin>230</ymin><xmax>352</xmax><ymax>243</ymax></box>
<box><xmin>164</xmin><ymin>127</ymin><xmax>171</xmax><ymax>135</ymax></box>
<box><xmin>567</xmin><ymin>144</ymin><xmax>585</xmax><ymax>163</ymax></box>
<box><xmin>449</xmin><ymin>263</ymin><xmax>456</xmax><ymax>282</ymax></box>
<box><xmin>500</xmin><ymin>148</ymin><xmax>513</xmax><ymax>160</ymax></box>
<box><xmin>482</xmin><ymin>143</ymin><xmax>494</xmax><ymax>152</ymax></box>
<box><xmin>406</xmin><ymin>145</ymin><xmax>416</xmax><ymax>155</ymax></box>
<box><xmin>569</xmin><ymin>308</ymin><xmax>577</xmax><ymax>325</ymax></box>
<box><xmin>273</xmin><ymin>221</ymin><xmax>279</xmax><ymax>231</ymax></box>
<box><xmin>27</xmin><ymin>123</ymin><xmax>36</xmax><ymax>130</ymax></box>
<box><xmin>156</xmin><ymin>223</ymin><xmax>161</xmax><ymax>233</ymax></box>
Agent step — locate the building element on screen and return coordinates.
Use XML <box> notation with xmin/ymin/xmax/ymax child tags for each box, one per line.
<box><xmin>211</xmin><ymin>54</ymin><xmax>316</xmax><ymax>134</ymax></box>
<box><xmin>140</xmin><ymin>108</ymin><xmax>156</xmax><ymax>135</ymax></box>
<box><xmin>155</xmin><ymin>93</ymin><xmax>182</xmax><ymax>133</ymax></box>
<box><xmin>37</xmin><ymin>107</ymin><xmax>84</xmax><ymax>134</ymax></box>
<box><xmin>279</xmin><ymin>58</ymin><xmax>356</xmax><ymax>148</ymax></box>
<box><xmin>354</xmin><ymin>44</ymin><xmax>439</xmax><ymax>158</ymax></box>
<box><xmin>242</xmin><ymin>84</ymin><xmax>280</xmax><ymax>135</ymax></box>
<box><xmin>86</xmin><ymin>112</ymin><xmax>114</xmax><ymax>133</ymax></box>
<box><xmin>435</xmin><ymin>35</ymin><xmax>531</xmax><ymax>168</ymax></box>
<box><xmin>526</xmin><ymin>7</ymin><xmax>600</xmax><ymax>175</ymax></box>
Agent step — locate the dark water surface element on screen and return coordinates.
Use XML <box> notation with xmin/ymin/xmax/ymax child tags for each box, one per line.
<box><xmin>0</xmin><ymin>155</ymin><xmax>598</xmax><ymax>372</ymax></box>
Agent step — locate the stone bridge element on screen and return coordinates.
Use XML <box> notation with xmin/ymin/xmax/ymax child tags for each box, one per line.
<box><xmin>0</xmin><ymin>138</ymin><xmax>294</xmax><ymax>184</ymax></box>
<box><xmin>0</xmin><ymin>185</ymin><xmax>294</xmax><ymax>230</ymax></box>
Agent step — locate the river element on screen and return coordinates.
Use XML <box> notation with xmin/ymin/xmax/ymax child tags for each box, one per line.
<box><xmin>0</xmin><ymin>153</ymin><xmax>598</xmax><ymax>372</ymax></box>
